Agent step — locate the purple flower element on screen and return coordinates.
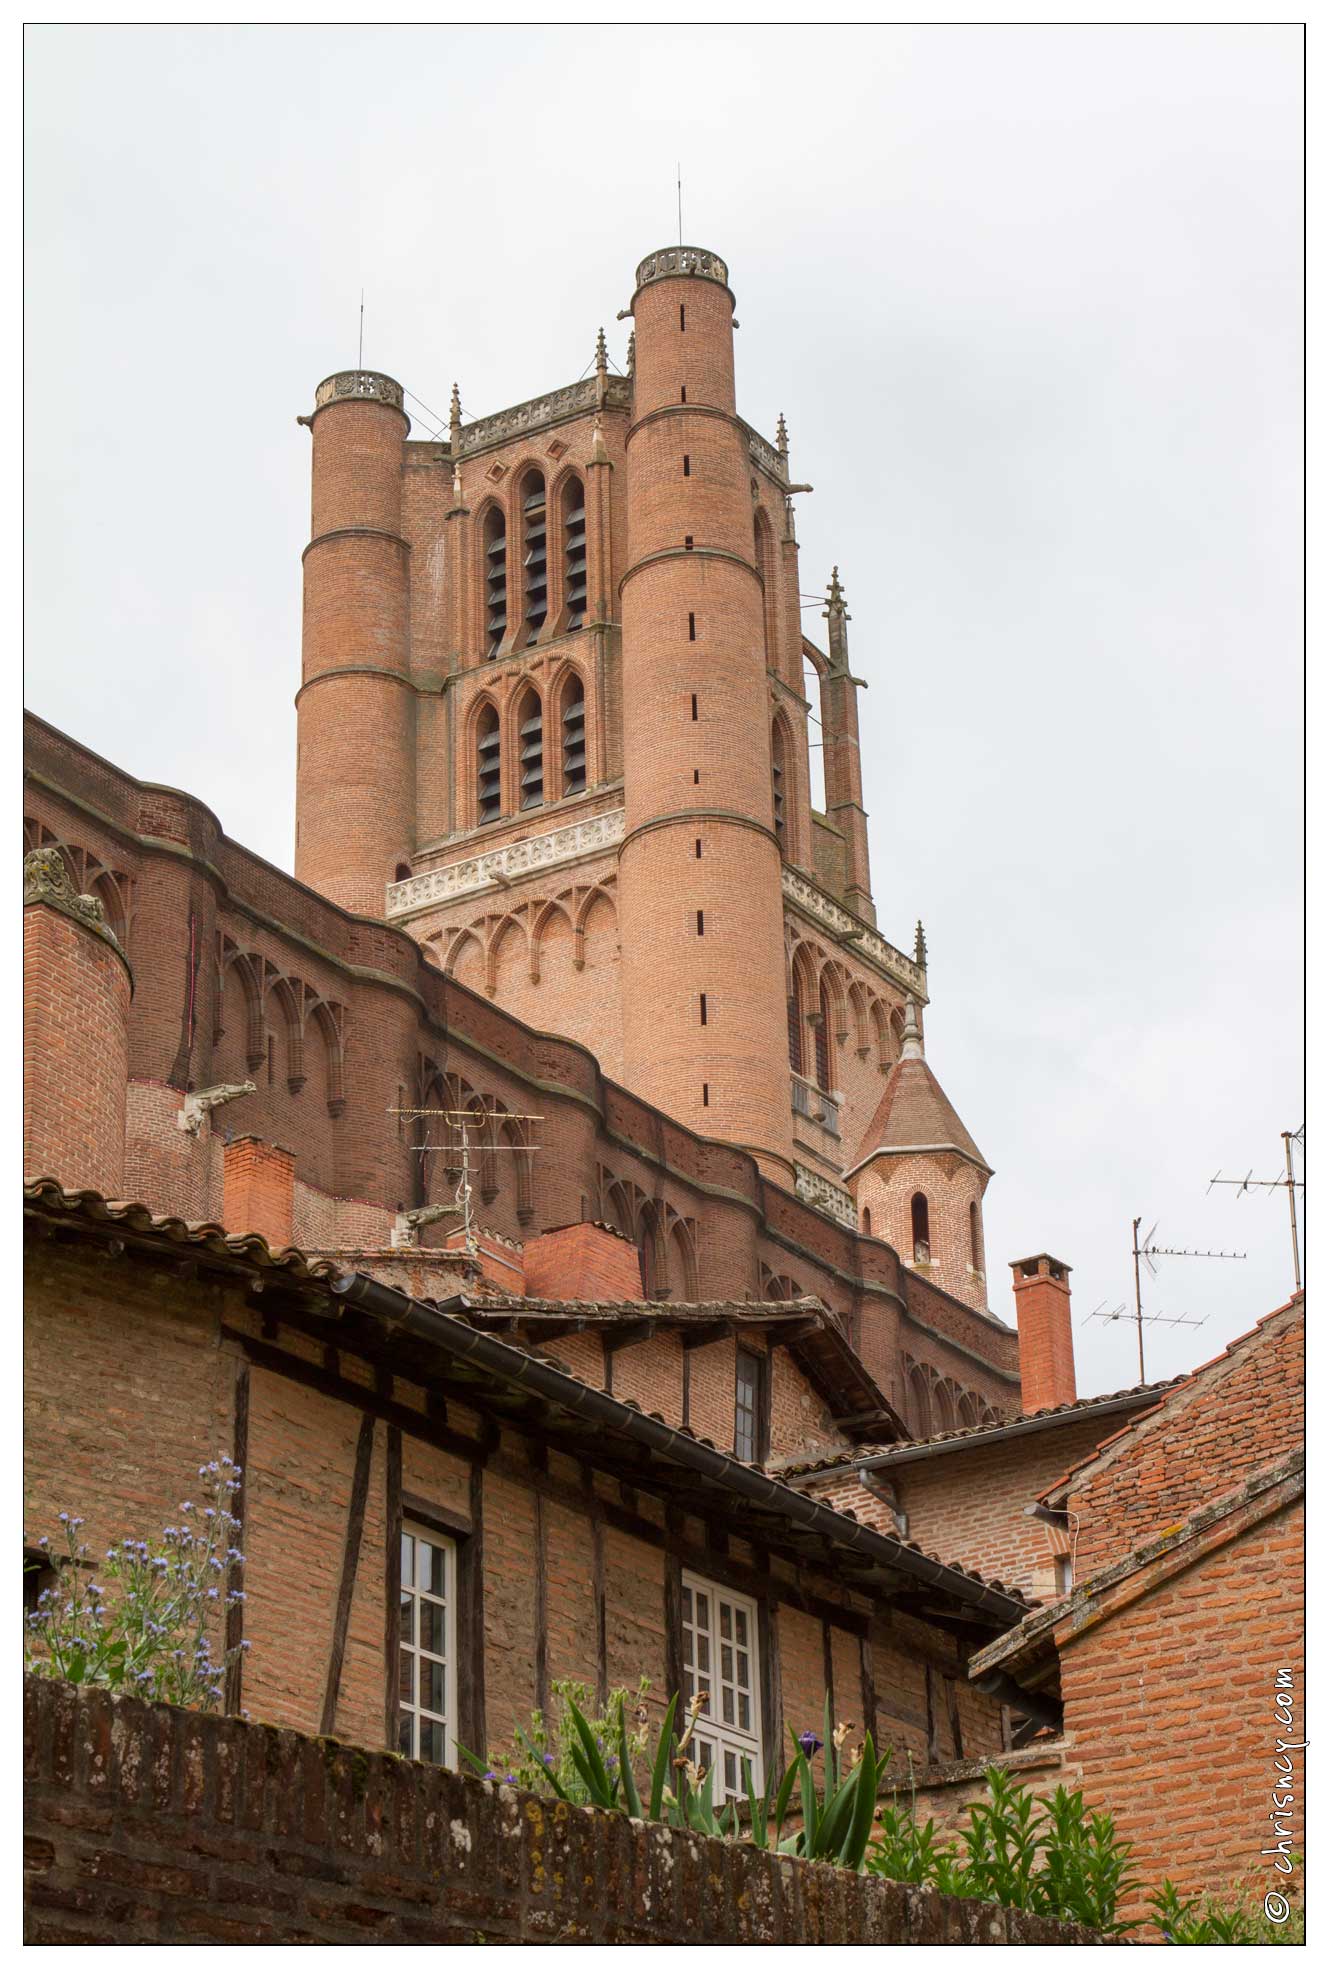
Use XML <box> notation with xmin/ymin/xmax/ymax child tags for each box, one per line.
<box><xmin>482</xmin><ymin>1769</ymin><xmax>497</xmax><ymax>1781</ymax></box>
<box><xmin>797</xmin><ymin>1731</ymin><xmax>823</xmax><ymax>1757</ymax></box>
<box><xmin>542</xmin><ymin>1754</ymin><xmax>554</xmax><ymax>1767</ymax></box>
<box><xmin>504</xmin><ymin>1774</ymin><xmax>516</xmax><ymax>1785</ymax></box>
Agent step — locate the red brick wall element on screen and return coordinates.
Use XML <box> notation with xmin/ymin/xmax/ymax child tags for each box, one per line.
<box><xmin>810</xmin><ymin>1414</ymin><xmax>1128</xmax><ymax>1598</ymax></box>
<box><xmin>24</xmin><ymin>901</ymin><xmax>131</xmax><ymax>1197</ymax></box>
<box><xmin>1067</xmin><ymin>1302</ymin><xmax>1304</xmax><ymax>1577</ymax></box>
<box><xmin>1062</xmin><ymin>1492</ymin><xmax>1303</xmax><ymax>1915</ymax></box>
<box><xmin>523</xmin><ymin>1222</ymin><xmax>643</xmax><ymax>1300</ymax></box>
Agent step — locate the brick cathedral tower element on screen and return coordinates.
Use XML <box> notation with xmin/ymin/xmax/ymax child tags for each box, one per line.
<box><xmin>293</xmin><ymin>242</ymin><xmax>990</xmax><ymax>1293</ymax></box>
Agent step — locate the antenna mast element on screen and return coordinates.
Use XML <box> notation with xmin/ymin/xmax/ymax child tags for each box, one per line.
<box><xmin>1207</xmin><ymin>1124</ymin><xmax>1305</xmax><ymax>1295</ymax></box>
<box><xmin>1124</xmin><ymin>1217</ymin><xmax>1245</xmax><ymax>1381</ymax></box>
<box><xmin>677</xmin><ymin>163</ymin><xmax>683</xmax><ymax>246</ymax></box>
<box><xmin>389</xmin><ymin>1105</ymin><xmax>543</xmax><ymax>1261</ymax></box>
<box><xmin>358</xmin><ymin>289</ymin><xmax>364</xmax><ymax>370</ymax></box>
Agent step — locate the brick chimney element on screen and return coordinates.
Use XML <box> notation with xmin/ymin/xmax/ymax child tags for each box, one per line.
<box><xmin>223</xmin><ymin>1138</ymin><xmax>295</xmax><ymax>1250</ymax></box>
<box><xmin>522</xmin><ymin>1222</ymin><xmax>644</xmax><ymax>1301</ymax></box>
<box><xmin>1010</xmin><ymin>1254</ymin><xmax>1077</xmax><ymax>1413</ymax></box>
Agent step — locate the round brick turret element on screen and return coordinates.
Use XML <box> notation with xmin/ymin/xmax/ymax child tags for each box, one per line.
<box><xmin>296</xmin><ymin>370</ymin><xmax>414</xmax><ymax>916</ymax></box>
<box><xmin>23</xmin><ymin>847</ymin><xmax>132</xmax><ymax>1196</ymax></box>
<box><xmin>616</xmin><ymin>247</ymin><xmax>793</xmax><ymax>1181</ymax></box>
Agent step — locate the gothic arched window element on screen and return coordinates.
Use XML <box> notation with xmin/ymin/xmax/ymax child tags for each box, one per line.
<box><xmin>483</xmin><ymin>507</ymin><xmax>507</xmax><ymax>659</ymax></box>
<box><xmin>771</xmin><ymin>719</ymin><xmax>787</xmax><ymax>850</ymax></box>
<box><xmin>476</xmin><ymin>703</ymin><xmax>501</xmax><ymax>825</ymax></box>
<box><xmin>521</xmin><ymin>471</ymin><xmax>548</xmax><ymax>647</ymax></box>
<box><xmin>563</xmin><ymin>477</ymin><xmax>587</xmax><ymax>632</ymax></box>
<box><xmin>911</xmin><ymin>1192</ymin><xmax>931</xmax><ymax>1263</ymax></box>
<box><xmin>814</xmin><ymin>977</ymin><xmax>832</xmax><ymax>1093</ymax></box>
<box><xmin>515</xmin><ymin>686</ymin><xmax>544</xmax><ymax>811</ymax></box>
<box><xmin>559</xmin><ymin>673</ymin><xmax>587</xmax><ymax>796</ymax></box>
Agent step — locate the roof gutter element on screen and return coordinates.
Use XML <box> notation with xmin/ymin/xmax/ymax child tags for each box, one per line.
<box><xmin>331</xmin><ymin>1270</ymin><xmax>1028</xmax><ymax>1626</ymax></box>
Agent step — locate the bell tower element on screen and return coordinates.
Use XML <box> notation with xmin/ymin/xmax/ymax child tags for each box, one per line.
<box><xmin>616</xmin><ymin>247</ymin><xmax>793</xmax><ymax>1182</ymax></box>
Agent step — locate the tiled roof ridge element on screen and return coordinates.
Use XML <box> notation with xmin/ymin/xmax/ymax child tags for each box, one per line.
<box><xmin>774</xmin><ymin>1377</ymin><xmax>1184</xmax><ymax>1478</ymax></box>
<box><xmin>1036</xmin><ymin>1292</ymin><xmax>1306</xmax><ymax>1508</ymax></box>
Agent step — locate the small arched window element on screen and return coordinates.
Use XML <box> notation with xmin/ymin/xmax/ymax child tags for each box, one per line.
<box><xmin>861</xmin><ymin>1207</ymin><xmax>872</xmax><ymax>1238</ymax></box>
<box><xmin>563</xmin><ymin>478</ymin><xmax>587</xmax><ymax>632</ymax></box>
<box><xmin>521</xmin><ymin>470</ymin><xmax>548</xmax><ymax>647</ymax></box>
<box><xmin>476</xmin><ymin>703</ymin><xmax>501</xmax><ymax>825</ymax></box>
<box><xmin>515</xmin><ymin>686</ymin><xmax>544</xmax><ymax>811</ymax></box>
<box><xmin>771</xmin><ymin>719</ymin><xmax>787</xmax><ymax>850</ymax></box>
<box><xmin>754</xmin><ymin>509</ymin><xmax>776</xmax><ymax>661</ymax></box>
<box><xmin>483</xmin><ymin>507</ymin><xmax>507</xmax><ymax>659</ymax></box>
<box><xmin>814</xmin><ymin>977</ymin><xmax>832</xmax><ymax>1092</ymax></box>
<box><xmin>969</xmin><ymin>1201</ymin><xmax>984</xmax><ymax>1274</ymax></box>
<box><xmin>560</xmin><ymin>674</ymin><xmax>587</xmax><ymax>796</ymax></box>
<box><xmin>911</xmin><ymin>1192</ymin><xmax>930</xmax><ymax>1263</ymax></box>
<box><xmin>394</xmin><ymin>863</ymin><xmax>411</xmax><ymax>883</ymax></box>
<box><xmin>786</xmin><ymin>993</ymin><xmax>802</xmax><ymax>1076</ymax></box>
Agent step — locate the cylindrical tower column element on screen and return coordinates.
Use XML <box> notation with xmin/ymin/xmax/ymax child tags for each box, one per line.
<box><xmin>24</xmin><ymin>848</ymin><xmax>132</xmax><ymax>1196</ymax></box>
<box><xmin>296</xmin><ymin>370</ymin><xmax>414</xmax><ymax>916</ymax></box>
<box><xmin>617</xmin><ymin>247</ymin><xmax>794</xmax><ymax>1182</ymax></box>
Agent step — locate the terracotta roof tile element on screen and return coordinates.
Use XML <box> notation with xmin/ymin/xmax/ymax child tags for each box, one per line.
<box><xmin>773</xmin><ymin>1379</ymin><xmax>1183</xmax><ymax>1478</ymax></box>
<box><xmin>850</xmin><ymin>1056</ymin><xmax>990</xmax><ymax>1172</ymax></box>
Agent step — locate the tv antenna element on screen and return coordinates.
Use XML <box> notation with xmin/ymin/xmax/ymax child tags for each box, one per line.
<box><xmin>388</xmin><ymin>1105</ymin><xmax>542</xmax><ymax>1260</ymax></box>
<box><xmin>1121</xmin><ymin>1218</ymin><xmax>1244</xmax><ymax>1382</ymax></box>
<box><xmin>358</xmin><ymin>289</ymin><xmax>364</xmax><ymax>370</ymax></box>
<box><xmin>1207</xmin><ymin>1124</ymin><xmax>1305</xmax><ymax>1296</ymax></box>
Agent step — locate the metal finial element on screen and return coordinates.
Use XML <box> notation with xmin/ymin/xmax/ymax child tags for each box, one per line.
<box><xmin>914</xmin><ymin>920</ymin><xmax>928</xmax><ymax>970</ymax></box>
<box><xmin>776</xmin><ymin>412</ymin><xmax>789</xmax><ymax>456</ymax></box>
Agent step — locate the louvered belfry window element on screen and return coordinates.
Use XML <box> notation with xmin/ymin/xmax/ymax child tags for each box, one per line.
<box><xmin>476</xmin><ymin>704</ymin><xmax>501</xmax><ymax>825</ymax></box>
<box><xmin>522</xmin><ymin>472</ymin><xmax>548</xmax><ymax>647</ymax></box>
<box><xmin>561</xmin><ymin>676</ymin><xmax>587</xmax><ymax>796</ymax></box>
<box><xmin>563</xmin><ymin>478</ymin><xmax>587</xmax><ymax>631</ymax></box>
<box><xmin>771</xmin><ymin>721</ymin><xmax>786</xmax><ymax>847</ymax></box>
<box><xmin>484</xmin><ymin>508</ymin><xmax>507</xmax><ymax>658</ymax></box>
<box><xmin>517</xmin><ymin>689</ymin><xmax>544</xmax><ymax>811</ymax></box>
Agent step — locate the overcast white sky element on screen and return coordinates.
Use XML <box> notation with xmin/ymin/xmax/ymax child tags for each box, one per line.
<box><xmin>24</xmin><ymin>24</ymin><xmax>1303</xmax><ymax>1395</ymax></box>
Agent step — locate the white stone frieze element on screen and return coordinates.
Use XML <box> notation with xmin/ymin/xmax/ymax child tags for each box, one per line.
<box><xmin>781</xmin><ymin>869</ymin><xmax>927</xmax><ymax>998</ymax></box>
<box><xmin>386</xmin><ymin>810</ymin><xmax>626</xmax><ymax>918</ymax></box>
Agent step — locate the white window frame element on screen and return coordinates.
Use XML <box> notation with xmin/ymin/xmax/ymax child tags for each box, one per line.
<box><xmin>399</xmin><ymin>1522</ymin><xmax>458</xmax><ymax>1767</ymax></box>
<box><xmin>681</xmin><ymin>1570</ymin><xmax>763</xmax><ymax>1804</ymax></box>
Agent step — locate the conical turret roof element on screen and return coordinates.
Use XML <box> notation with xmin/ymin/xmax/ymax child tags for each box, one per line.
<box><xmin>848</xmin><ymin>1000</ymin><xmax>991</xmax><ymax>1176</ymax></box>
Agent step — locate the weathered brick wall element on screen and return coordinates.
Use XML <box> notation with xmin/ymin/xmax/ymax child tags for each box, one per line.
<box><xmin>810</xmin><ymin>1415</ymin><xmax>1125</xmax><ymax>1598</ymax></box>
<box><xmin>23</xmin><ymin>1681</ymin><xmax>1103</xmax><ymax>1945</ymax></box>
<box><xmin>1067</xmin><ymin>1302</ymin><xmax>1304</xmax><ymax>1576</ymax></box>
<box><xmin>1063</xmin><ymin>1491</ymin><xmax>1304</xmax><ymax>1915</ymax></box>
<box><xmin>23</xmin><ymin>899</ymin><xmax>131</xmax><ymax>1198</ymax></box>
<box><xmin>25</xmin><ymin>1242</ymin><xmax>1010</xmax><ymax>1787</ymax></box>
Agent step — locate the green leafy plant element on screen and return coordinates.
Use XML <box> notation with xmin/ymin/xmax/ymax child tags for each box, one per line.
<box><xmin>1147</xmin><ymin>1866</ymin><xmax>1305</xmax><ymax>1946</ymax></box>
<box><xmin>865</xmin><ymin>1765</ymin><xmax>1141</xmax><ymax>1937</ymax></box>
<box><xmin>24</xmin><ymin>1457</ymin><xmax>247</xmax><ymax>1711</ymax></box>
